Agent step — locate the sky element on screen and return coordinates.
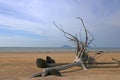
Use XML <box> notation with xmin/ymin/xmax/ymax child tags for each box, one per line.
<box><xmin>0</xmin><ymin>0</ymin><xmax>120</xmax><ymax>47</ymax></box>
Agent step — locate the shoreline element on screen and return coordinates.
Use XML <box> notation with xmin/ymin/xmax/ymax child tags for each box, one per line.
<box><xmin>0</xmin><ymin>47</ymin><xmax>120</xmax><ymax>53</ymax></box>
<box><xmin>0</xmin><ymin>50</ymin><xmax>120</xmax><ymax>53</ymax></box>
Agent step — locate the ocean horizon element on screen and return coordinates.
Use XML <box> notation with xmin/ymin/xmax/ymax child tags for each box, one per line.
<box><xmin>0</xmin><ymin>47</ymin><xmax>120</xmax><ymax>52</ymax></box>
<box><xmin>0</xmin><ymin>47</ymin><xmax>75</xmax><ymax>52</ymax></box>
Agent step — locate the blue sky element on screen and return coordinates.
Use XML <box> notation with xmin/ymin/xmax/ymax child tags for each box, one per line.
<box><xmin>0</xmin><ymin>0</ymin><xmax>120</xmax><ymax>47</ymax></box>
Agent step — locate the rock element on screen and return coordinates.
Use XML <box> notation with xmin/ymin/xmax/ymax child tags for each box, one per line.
<box><xmin>36</xmin><ymin>58</ymin><xmax>49</xmax><ymax>68</ymax></box>
<box><xmin>46</xmin><ymin>56</ymin><xmax>56</xmax><ymax>63</ymax></box>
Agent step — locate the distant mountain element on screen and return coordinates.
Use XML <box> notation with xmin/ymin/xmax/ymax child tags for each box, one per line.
<box><xmin>60</xmin><ymin>45</ymin><xmax>73</xmax><ymax>48</ymax></box>
<box><xmin>87</xmin><ymin>46</ymin><xmax>91</xmax><ymax>48</ymax></box>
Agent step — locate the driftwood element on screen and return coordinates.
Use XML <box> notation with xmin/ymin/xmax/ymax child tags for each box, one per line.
<box><xmin>29</xmin><ymin>61</ymin><xmax>120</xmax><ymax>78</ymax></box>
<box><xmin>29</xmin><ymin>17</ymin><xmax>120</xmax><ymax>78</ymax></box>
<box><xmin>36</xmin><ymin>58</ymin><xmax>48</xmax><ymax>68</ymax></box>
<box><xmin>29</xmin><ymin>17</ymin><xmax>99</xmax><ymax>77</ymax></box>
<box><xmin>36</xmin><ymin>56</ymin><xmax>56</xmax><ymax>68</ymax></box>
<box><xmin>29</xmin><ymin>62</ymin><xmax>81</xmax><ymax>78</ymax></box>
<box><xmin>46</xmin><ymin>56</ymin><xmax>56</xmax><ymax>63</ymax></box>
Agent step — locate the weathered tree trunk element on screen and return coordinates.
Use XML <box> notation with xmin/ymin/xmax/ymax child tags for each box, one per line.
<box><xmin>29</xmin><ymin>17</ymin><xmax>95</xmax><ymax>78</ymax></box>
<box><xmin>48</xmin><ymin>63</ymin><xmax>69</xmax><ymax>67</ymax></box>
<box><xmin>29</xmin><ymin>60</ymin><xmax>120</xmax><ymax>78</ymax></box>
<box><xmin>30</xmin><ymin>61</ymin><xmax>87</xmax><ymax>78</ymax></box>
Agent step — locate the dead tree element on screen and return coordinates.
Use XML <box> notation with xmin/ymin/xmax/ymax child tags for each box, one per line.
<box><xmin>29</xmin><ymin>17</ymin><xmax>120</xmax><ymax>78</ymax></box>
<box><xmin>29</xmin><ymin>17</ymin><xmax>102</xmax><ymax>78</ymax></box>
<box><xmin>52</xmin><ymin>17</ymin><xmax>95</xmax><ymax>67</ymax></box>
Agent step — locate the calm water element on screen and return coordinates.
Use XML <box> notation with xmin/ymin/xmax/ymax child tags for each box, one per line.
<box><xmin>0</xmin><ymin>47</ymin><xmax>75</xmax><ymax>52</ymax></box>
<box><xmin>0</xmin><ymin>47</ymin><xmax>120</xmax><ymax>52</ymax></box>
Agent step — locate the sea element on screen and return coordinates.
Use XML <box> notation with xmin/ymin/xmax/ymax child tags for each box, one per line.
<box><xmin>0</xmin><ymin>47</ymin><xmax>120</xmax><ymax>52</ymax></box>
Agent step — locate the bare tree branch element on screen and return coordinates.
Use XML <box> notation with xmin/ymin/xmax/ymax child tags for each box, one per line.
<box><xmin>76</xmin><ymin>17</ymin><xmax>88</xmax><ymax>46</ymax></box>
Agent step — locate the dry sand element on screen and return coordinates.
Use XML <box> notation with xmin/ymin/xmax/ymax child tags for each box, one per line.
<box><xmin>0</xmin><ymin>52</ymin><xmax>120</xmax><ymax>80</ymax></box>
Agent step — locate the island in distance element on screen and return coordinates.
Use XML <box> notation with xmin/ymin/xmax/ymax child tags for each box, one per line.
<box><xmin>60</xmin><ymin>45</ymin><xmax>74</xmax><ymax>48</ymax></box>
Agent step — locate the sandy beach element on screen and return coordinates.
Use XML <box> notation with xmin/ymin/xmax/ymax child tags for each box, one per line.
<box><xmin>0</xmin><ymin>52</ymin><xmax>120</xmax><ymax>80</ymax></box>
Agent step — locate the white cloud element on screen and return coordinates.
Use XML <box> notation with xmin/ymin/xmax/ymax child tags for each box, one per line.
<box><xmin>0</xmin><ymin>0</ymin><xmax>120</xmax><ymax>47</ymax></box>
